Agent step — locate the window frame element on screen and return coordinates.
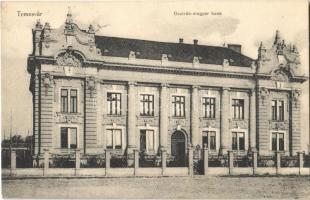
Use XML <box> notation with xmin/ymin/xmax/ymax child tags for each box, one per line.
<box><xmin>140</xmin><ymin>94</ymin><xmax>155</xmax><ymax>117</ymax></box>
<box><xmin>231</xmin><ymin>131</ymin><xmax>245</xmax><ymax>151</ymax></box>
<box><xmin>271</xmin><ymin>100</ymin><xmax>285</xmax><ymax>121</ymax></box>
<box><xmin>271</xmin><ymin>131</ymin><xmax>285</xmax><ymax>151</ymax></box>
<box><xmin>202</xmin><ymin>131</ymin><xmax>217</xmax><ymax>151</ymax></box>
<box><xmin>202</xmin><ymin>97</ymin><xmax>216</xmax><ymax>119</ymax></box>
<box><xmin>60</xmin><ymin>88</ymin><xmax>79</xmax><ymax>113</ymax></box>
<box><xmin>60</xmin><ymin>126</ymin><xmax>78</xmax><ymax>149</ymax></box>
<box><xmin>139</xmin><ymin>129</ymin><xmax>156</xmax><ymax>153</ymax></box>
<box><xmin>172</xmin><ymin>95</ymin><xmax>186</xmax><ymax>117</ymax></box>
<box><xmin>232</xmin><ymin>99</ymin><xmax>244</xmax><ymax>120</ymax></box>
<box><xmin>107</xmin><ymin>92</ymin><xmax>122</xmax><ymax>116</ymax></box>
<box><xmin>106</xmin><ymin>129</ymin><xmax>123</xmax><ymax>150</ymax></box>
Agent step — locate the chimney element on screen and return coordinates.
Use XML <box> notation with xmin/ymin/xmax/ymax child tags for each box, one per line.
<box><xmin>227</xmin><ymin>44</ymin><xmax>242</xmax><ymax>54</ymax></box>
<box><xmin>179</xmin><ymin>38</ymin><xmax>184</xmax><ymax>43</ymax></box>
<box><xmin>193</xmin><ymin>39</ymin><xmax>198</xmax><ymax>45</ymax></box>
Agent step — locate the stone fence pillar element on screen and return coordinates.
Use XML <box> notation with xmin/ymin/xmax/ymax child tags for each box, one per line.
<box><xmin>276</xmin><ymin>151</ymin><xmax>281</xmax><ymax>174</ymax></box>
<box><xmin>134</xmin><ymin>149</ymin><xmax>139</xmax><ymax>176</ymax></box>
<box><xmin>161</xmin><ymin>149</ymin><xmax>167</xmax><ymax>176</ymax></box>
<box><xmin>228</xmin><ymin>150</ymin><xmax>234</xmax><ymax>175</ymax></box>
<box><xmin>298</xmin><ymin>152</ymin><xmax>304</xmax><ymax>175</ymax></box>
<box><xmin>10</xmin><ymin>150</ymin><xmax>16</xmax><ymax>170</ymax></box>
<box><xmin>105</xmin><ymin>149</ymin><xmax>111</xmax><ymax>176</ymax></box>
<box><xmin>252</xmin><ymin>150</ymin><xmax>257</xmax><ymax>175</ymax></box>
<box><xmin>75</xmin><ymin>149</ymin><xmax>81</xmax><ymax>169</ymax></box>
<box><xmin>203</xmin><ymin>145</ymin><xmax>209</xmax><ymax>175</ymax></box>
<box><xmin>188</xmin><ymin>147</ymin><xmax>194</xmax><ymax>176</ymax></box>
<box><xmin>43</xmin><ymin>149</ymin><xmax>49</xmax><ymax>176</ymax></box>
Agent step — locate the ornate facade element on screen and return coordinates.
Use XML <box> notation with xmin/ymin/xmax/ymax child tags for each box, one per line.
<box><xmin>27</xmin><ymin>12</ymin><xmax>308</xmax><ymax>165</ymax></box>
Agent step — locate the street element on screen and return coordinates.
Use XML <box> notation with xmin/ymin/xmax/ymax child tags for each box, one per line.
<box><xmin>2</xmin><ymin>176</ymin><xmax>310</xmax><ymax>199</ymax></box>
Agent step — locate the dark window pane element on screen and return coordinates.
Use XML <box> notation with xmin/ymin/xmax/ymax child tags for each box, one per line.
<box><xmin>202</xmin><ymin>136</ymin><xmax>208</xmax><ymax>148</ymax></box>
<box><xmin>61</xmin><ymin>89</ymin><xmax>68</xmax><ymax>113</ymax></box>
<box><xmin>70</xmin><ymin>89</ymin><xmax>77</xmax><ymax>113</ymax></box>
<box><xmin>239</xmin><ymin>133</ymin><xmax>245</xmax><ymax>150</ymax></box>
<box><xmin>210</xmin><ymin>132</ymin><xmax>216</xmax><ymax>150</ymax></box>
<box><xmin>70</xmin><ymin>128</ymin><xmax>77</xmax><ymax>149</ymax></box>
<box><xmin>279</xmin><ymin>133</ymin><xmax>284</xmax><ymax>151</ymax></box>
<box><xmin>272</xmin><ymin>133</ymin><xmax>277</xmax><ymax>151</ymax></box>
<box><xmin>61</xmin><ymin>128</ymin><xmax>68</xmax><ymax>148</ymax></box>
<box><xmin>232</xmin><ymin>132</ymin><xmax>237</xmax><ymax>150</ymax></box>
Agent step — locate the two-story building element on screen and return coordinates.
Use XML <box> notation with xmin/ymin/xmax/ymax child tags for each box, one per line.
<box><xmin>27</xmin><ymin>11</ymin><xmax>308</xmax><ymax>166</ymax></box>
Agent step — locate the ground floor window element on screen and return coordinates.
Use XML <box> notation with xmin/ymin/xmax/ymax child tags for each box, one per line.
<box><xmin>106</xmin><ymin>129</ymin><xmax>122</xmax><ymax>149</ymax></box>
<box><xmin>232</xmin><ymin>132</ymin><xmax>245</xmax><ymax>151</ymax></box>
<box><xmin>271</xmin><ymin>132</ymin><xmax>284</xmax><ymax>151</ymax></box>
<box><xmin>140</xmin><ymin>130</ymin><xmax>155</xmax><ymax>152</ymax></box>
<box><xmin>60</xmin><ymin>127</ymin><xmax>77</xmax><ymax>149</ymax></box>
<box><xmin>202</xmin><ymin>131</ymin><xmax>216</xmax><ymax>150</ymax></box>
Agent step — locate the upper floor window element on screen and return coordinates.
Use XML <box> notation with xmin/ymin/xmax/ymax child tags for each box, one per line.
<box><xmin>272</xmin><ymin>132</ymin><xmax>284</xmax><ymax>151</ymax></box>
<box><xmin>61</xmin><ymin>89</ymin><xmax>78</xmax><ymax>113</ymax></box>
<box><xmin>232</xmin><ymin>99</ymin><xmax>244</xmax><ymax>119</ymax></box>
<box><xmin>202</xmin><ymin>97</ymin><xmax>216</xmax><ymax>118</ymax></box>
<box><xmin>202</xmin><ymin>131</ymin><xmax>216</xmax><ymax>150</ymax></box>
<box><xmin>106</xmin><ymin>129</ymin><xmax>122</xmax><ymax>149</ymax></box>
<box><xmin>172</xmin><ymin>96</ymin><xmax>185</xmax><ymax>117</ymax></box>
<box><xmin>232</xmin><ymin>132</ymin><xmax>245</xmax><ymax>151</ymax></box>
<box><xmin>140</xmin><ymin>94</ymin><xmax>154</xmax><ymax>116</ymax></box>
<box><xmin>60</xmin><ymin>127</ymin><xmax>77</xmax><ymax>149</ymax></box>
<box><xmin>107</xmin><ymin>93</ymin><xmax>121</xmax><ymax>115</ymax></box>
<box><xmin>272</xmin><ymin>100</ymin><xmax>284</xmax><ymax>121</ymax></box>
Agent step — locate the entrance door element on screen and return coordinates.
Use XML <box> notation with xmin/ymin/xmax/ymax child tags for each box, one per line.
<box><xmin>171</xmin><ymin>131</ymin><xmax>186</xmax><ymax>166</ymax></box>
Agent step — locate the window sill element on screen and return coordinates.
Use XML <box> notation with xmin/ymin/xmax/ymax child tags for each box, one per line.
<box><xmin>202</xmin><ymin>117</ymin><xmax>216</xmax><ymax>120</ymax></box>
<box><xmin>57</xmin><ymin>112</ymin><xmax>81</xmax><ymax>115</ymax></box>
<box><xmin>139</xmin><ymin>115</ymin><xmax>155</xmax><ymax>118</ymax></box>
<box><xmin>172</xmin><ymin>116</ymin><xmax>186</xmax><ymax>119</ymax></box>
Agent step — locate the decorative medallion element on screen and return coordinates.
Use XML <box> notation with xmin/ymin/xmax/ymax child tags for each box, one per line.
<box><xmin>56</xmin><ymin>49</ymin><xmax>82</xmax><ymax>68</ymax></box>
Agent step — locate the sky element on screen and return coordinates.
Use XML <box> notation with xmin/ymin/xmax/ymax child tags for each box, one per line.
<box><xmin>1</xmin><ymin>0</ymin><xmax>309</xmax><ymax>149</ymax></box>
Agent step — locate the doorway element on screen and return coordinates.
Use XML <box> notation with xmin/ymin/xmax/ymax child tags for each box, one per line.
<box><xmin>171</xmin><ymin>131</ymin><xmax>186</xmax><ymax>166</ymax></box>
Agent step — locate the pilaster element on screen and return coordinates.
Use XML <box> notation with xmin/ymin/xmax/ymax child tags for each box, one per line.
<box><xmin>249</xmin><ymin>89</ymin><xmax>257</xmax><ymax>151</ymax></box>
<box><xmin>127</xmin><ymin>81</ymin><xmax>137</xmax><ymax>154</ymax></box>
<box><xmin>220</xmin><ymin>87</ymin><xmax>230</xmax><ymax>154</ymax></box>
<box><xmin>160</xmin><ymin>83</ymin><xmax>169</xmax><ymax>150</ymax></box>
<box><xmin>191</xmin><ymin>85</ymin><xmax>199</xmax><ymax>147</ymax></box>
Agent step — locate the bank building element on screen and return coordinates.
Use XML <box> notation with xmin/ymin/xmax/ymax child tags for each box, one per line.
<box><xmin>27</xmin><ymin>11</ymin><xmax>308</xmax><ymax>167</ymax></box>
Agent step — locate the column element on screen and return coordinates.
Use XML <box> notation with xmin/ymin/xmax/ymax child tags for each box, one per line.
<box><xmin>160</xmin><ymin>83</ymin><xmax>168</xmax><ymax>150</ymax></box>
<box><xmin>220</xmin><ymin>87</ymin><xmax>230</xmax><ymax>155</ymax></box>
<box><xmin>191</xmin><ymin>85</ymin><xmax>199</xmax><ymax>147</ymax></box>
<box><xmin>127</xmin><ymin>82</ymin><xmax>137</xmax><ymax>154</ymax></box>
<box><xmin>249</xmin><ymin>89</ymin><xmax>257</xmax><ymax>151</ymax></box>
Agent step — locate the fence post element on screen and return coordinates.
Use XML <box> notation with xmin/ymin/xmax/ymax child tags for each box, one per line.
<box><xmin>43</xmin><ymin>149</ymin><xmax>49</xmax><ymax>176</ymax></box>
<box><xmin>10</xmin><ymin>150</ymin><xmax>16</xmax><ymax>175</ymax></box>
<box><xmin>188</xmin><ymin>146</ymin><xmax>194</xmax><ymax>176</ymax></box>
<box><xmin>276</xmin><ymin>151</ymin><xmax>281</xmax><ymax>175</ymax></box>
<box><xmin>161</xmin><ymin>149</ymin><xmax>167</xmax><ymax>176</ymax></box>
<box><xmin>75</xmin><ymin>149</ymin><xmax>81</xmax><ymax>176</ymax></box>
<box><xmin>228</xmin><ymin>150</ymin><xmax>234</xmax><ymax>175</ymax></box>
<box><xmin>203</xmin><ymin>144</ymin><xmax>208</xmax><ymax>175</ymax></box>
<box><xmin>298</xmin><ymin>151</ymin><xmax>304</xmax><ymax>175</ymax></box>
<box><xmin>105</xmin><ymin>149</ymin><xmax>111</xmax><ymax>176</ymax></box>
<box><xmin>134</xmin><ymin>149</ymin><xmax>139</xmax><ymax>176</ymax></box>
<box><xmin>252</xmin><ymin>150</ymin><xmax>257</xmax><ymax>175</ymax></box>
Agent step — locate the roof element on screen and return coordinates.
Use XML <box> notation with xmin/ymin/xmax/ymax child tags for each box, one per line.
<box><xmin>95</xmin><ymin>35</ymin><xmax>254</xmax><ymax>67</ymax></box>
